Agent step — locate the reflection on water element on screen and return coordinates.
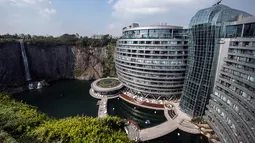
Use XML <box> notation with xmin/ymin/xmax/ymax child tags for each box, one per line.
<box><xmin>108</xmin><ymin>98</ymin><xmax>209</xmax><ymax>143</ymax></box>
<box><xmin>146</xmin><ymin>129</ymin><xmax>209</xmax><ymax>143</ymax></box>
<box><xmin>13</xmin><ymin>80</ymin><xmax>99</xmax><ymax>118</ymax></box>
<box><xmin>107</xmin><ymin>98</ymin><xmax>166</xmax><ymax>129</ymax></box>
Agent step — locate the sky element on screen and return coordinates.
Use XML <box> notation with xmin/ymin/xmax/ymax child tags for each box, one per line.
<box><xmin>0</xmin><ymin>0</ymin><xmax>254</xmax><ymax>37</ymax></box>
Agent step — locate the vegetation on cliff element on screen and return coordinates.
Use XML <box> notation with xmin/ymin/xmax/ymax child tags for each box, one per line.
<box><xmin>0</xmin><ymin>94</ymin><xmax>132</xmax><ymax>143</ymax></box>
<box><xmin>103</xmin><ymin>42</ymin><xmax>117</xmax><ymax>77</ymax></box>
<box><xmin>0</xmin><ymin>34</ymin><xmax>116</xmax><ymax>47</ymax></box>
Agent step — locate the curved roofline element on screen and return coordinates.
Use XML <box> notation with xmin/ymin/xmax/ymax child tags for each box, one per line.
<box><xmin>123</xmin><ymin>25</ymin><xmax>184</xmax><ymax>32</ymax></box>
<box><xmin>91</xmin><ymin>78</ymin><xmax>123</xmax><ymax>92</ymax></box>
<box><xmin>189</xmin><ymin>4</ymin><xmax>252</xmax><ymax>27</ymax></box>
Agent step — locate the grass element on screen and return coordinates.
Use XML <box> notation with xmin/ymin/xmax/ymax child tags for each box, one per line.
<box><xmin>97</xmin><ymin>78</ymin><xmax>120</xmax><ymax>88</ymax></box>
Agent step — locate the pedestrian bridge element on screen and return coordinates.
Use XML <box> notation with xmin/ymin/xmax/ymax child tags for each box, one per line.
<box><xmin>98</xmin><ymin>97</ymin><xmax>108</xmax><ymax>118</ymax></box>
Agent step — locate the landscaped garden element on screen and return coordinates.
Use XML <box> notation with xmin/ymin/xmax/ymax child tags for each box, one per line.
<box><xmin>96</xmin><ymin>78</ymin><xmax>121</xmax><ymax>88</ymax></box>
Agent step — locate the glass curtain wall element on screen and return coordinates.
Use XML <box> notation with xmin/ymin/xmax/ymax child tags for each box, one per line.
<box><xmin>180</xmin><ymin>4</ymin><xmax>251</xmax><ymax>117</ymax></box>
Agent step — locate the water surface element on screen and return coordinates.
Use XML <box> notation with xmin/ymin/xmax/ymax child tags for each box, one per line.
<box><xmin>108</xmin><ymin>98</ymin><xmax>166</xmax><ymax>129</ymax></box>
<box><xmin>13</xmin><ymin>80</ymin><xmax>98</xmax><ymax>118</ymax></box>
<box><xmin>13</xmin><ymin>80</ymin><xmax>209</xmax><ymax>143</ymax></box>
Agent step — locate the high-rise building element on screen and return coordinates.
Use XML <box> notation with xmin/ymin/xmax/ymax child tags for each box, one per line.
<box><xmin>115</xmin><ymin>23</ymin><xmax>188</xmax><ymax>100</ymax></box>
<box><xmin>204</xmin><ymin>16</ymin><xmax>255</xmax><ymax>143</ymax></box>
<box><xmin>180</xmin><ymin>4</ymin><xmax>251</xmax><ymax>117</ymax></box>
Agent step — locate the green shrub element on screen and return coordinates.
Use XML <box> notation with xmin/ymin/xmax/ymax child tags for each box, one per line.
<box><xmin>0</xmin><ymin>130</ymin><xmax>18</xmax><ymax>143</ymax></box>
<box><xmin>29</xmin><ymin>116</ymin><xmax>131</xmax><ymax>143</ymax></box>
<box><xmin>0</xmin><ymin>94</ymin><xmax>132</xmax><ymax>143</ymax></box>
<box><xmin>0</xmin><ymin>94</ymin><xmax>48</xmax><ymax>139</ymax></box>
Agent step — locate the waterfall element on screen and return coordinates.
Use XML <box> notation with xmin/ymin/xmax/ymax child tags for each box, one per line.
<box><xmin>19</xmin><ymin>39</ymin><xmax>31</xmax><ymax>81</ymax></box>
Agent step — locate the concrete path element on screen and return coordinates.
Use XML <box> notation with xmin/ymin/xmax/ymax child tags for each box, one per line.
<box><xmin>98</xmin><ymin>97</ymin><xmax>108</xmax><ymax>118</ymax></box>
<box><xmin>140</xmin><ymin>120</ymin><xmax>179</xmax><ymax>141</ymax></box>
<box><xmin>139</xmin><ymin>103</ymin><xmax>200</xmax><ymax>141</ymax></box>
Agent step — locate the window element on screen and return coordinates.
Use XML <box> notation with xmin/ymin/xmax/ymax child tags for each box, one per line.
<box><xmin>146</xmin><ymin>41</ymin><xmax>152</xmax><ymax>44</ymax></box>
<box><xmin>170</xmin><ymin>41</ymin><xmax>177</xmax><ymax>45</ymax></box>
<box><xmin>242</xmin><ymin>41</ymin><xmax>250</xmax><ymax>47</ymax></box>
<box><xmin>153</xmin><ymin>41</ymin><xmax>160</xmax><ymax>44</ymax></box>
<box><xmin>243</xmin><ymin>23</ymin><xmax>255</xmax><ymax>37</ymax></box>
<box><xmin>161</xmin><ymin>41</ymin><xmax>168</xmax><ymax>44</ymax></box>
<box><xmin>225</xmin><ymin>25</ymin><xmax>243</xmax><ymax>38</ymax></box>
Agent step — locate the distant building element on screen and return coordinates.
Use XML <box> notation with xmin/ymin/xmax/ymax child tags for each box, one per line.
<box><xmin>115</xmin><ymin>23</ymin><xmax>188</xmax><ymax>100</ymax></box>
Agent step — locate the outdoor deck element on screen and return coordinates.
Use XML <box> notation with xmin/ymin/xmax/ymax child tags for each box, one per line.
<box><xmin>119</xmin><ymin>94</ymin><xmax>165</xmax><ymax>110</ymax></box>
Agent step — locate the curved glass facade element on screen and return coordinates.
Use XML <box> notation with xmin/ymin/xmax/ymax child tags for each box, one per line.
<box><xmin>116</xmin><ymin>25</ymin><xmax>188</xmax><ymax>100</ymax></box>
<box><xmin>180</xmin><ymin>4</ymin><xmax>251</xmax><ymax>117</ymax></box>
<box><xmin>122</xmin><ymin>28</ymin><xmax>185</xmax><ymax>39</ymax></box>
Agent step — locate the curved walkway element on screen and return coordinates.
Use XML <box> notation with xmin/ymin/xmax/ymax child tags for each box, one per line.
<box><xmin>140</xmin><ymin>120</ymin><xmax>179</xmax><ymax>141</ymax></box>
<box><xmin>140</xmin><ymin>109</ymin><xmax>200</xmax><ymax>141</ymax></box>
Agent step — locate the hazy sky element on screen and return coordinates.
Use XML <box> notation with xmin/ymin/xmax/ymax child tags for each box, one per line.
<box><xmin>0</xmin><ymin>0</ymin><xmax>254</xmax><ymax>36</ymax></box>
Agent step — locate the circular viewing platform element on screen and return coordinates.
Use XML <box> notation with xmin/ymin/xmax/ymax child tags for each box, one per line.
<box><xmin>90</xmin><ymin>78</ymin><xmax>123</xmax><ymax>99</ymax></box>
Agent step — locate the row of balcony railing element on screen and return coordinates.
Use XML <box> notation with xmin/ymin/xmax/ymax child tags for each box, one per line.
<box><xmin>219</xmin><ymin>74</ymin><xmax>255</xmax><ymax>95</ymax></box>
<box><xmin>217</xmin><ymin>77</ymin><xmax>253</xmax><ymax>101</ymax></box>
<box><xmin>208</xmin><ymin>102</ymin><xmax>251</xmax><ymax>142</ymax></box>
<box><xmin>215</xmin><ymin>85</ymin><xmax>255</xmax><ymax>114</ymax></box>
<box><xmin>116</xmin><ymin>55</ymin><xmax>186</xmax><ymax>65</ymax></box>
<box><xmin>118</xmin><ymin>40</ymin><xmax>187</xmax><ymax>45</ymax></box>
<box><xmin>209</xmin><ymin>99</ymin><xmax>255</xmax><ymax>143</ymax></box>
<box><xmin>117</xmin><ymin>46</ymin><xmax>188</xmax><ymax>50</ymax></box>
<box><xmin>120</xmin><ymin>78</ymin><xmax>183</xmax><ymax>95</ymax></box>
<box><xmin>119</xmin><ymin>73</ymin><xmax>183</xmax><ymax>87</ymax></box>
<box><xmin>118</xmin><ymin>70</ymin><xmax>184</xmax><ymax>83</ymax></box>
<box><xmin>224</xmin><ymin>62</ymin><xmax>255</xmax><ymax>74</ymax></box>
<box><xmin>228</xmin><ymin>49</ymin><xmax>255</xmax><ymax>56</ymax></box>
<box><xmin>116</xmin><ymin>66</ymin><xmax>185</xmax><ymax>79</ymax></box>
<box><xmin>211</xmin><ymin>93</ymin><xmax>255</xmax><ymax>128</ymax></box>
<box><xmin>116</xmin><ymin>54</ymin><xmax>187</xmax><ymax>60</ymax></box>
<box><xmin>116</xmin><ymin>59</ymin><xmax>186</xmax><ymax>70</ymax></box>
<box><xmin>230</xmin><ymin>41</ymin><xmax>255</xmax><ymax>48</ymax></box>
<box><xmin>115</xmin><ymin>65</ymin><xmax>184</xmax><ymax>77</ymax></box>
<box><xmin>121</xmin><ymin>34</ymin><xmax>186</xmax><ymax>39</ymax></box>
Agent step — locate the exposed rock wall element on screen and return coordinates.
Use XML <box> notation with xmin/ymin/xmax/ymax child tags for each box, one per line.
<box><xmin>0</xmin><ymin>42</ymin><xmax>108</xmax><ymax>89</ymax></box>
<box><xmin>0</xmin><ymin>43</ymin><xmax>26</xmax><ymax>87</ymax></box>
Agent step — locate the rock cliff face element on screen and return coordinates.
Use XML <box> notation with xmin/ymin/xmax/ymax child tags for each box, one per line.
<box><xmin>0</xmin><ymin>43</ymin><xmax>26</xmax><ymax>87</ymax></box>
<box><xmin>0</xmin><ymin>42</ymin><xmax>109</xmax><ymax>89</ymax></box>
